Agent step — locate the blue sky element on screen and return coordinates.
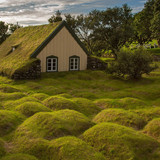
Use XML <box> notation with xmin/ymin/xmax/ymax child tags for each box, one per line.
<box><xmin>0</xmin><ymin>0</ymin><xmax>147</xmax><ymax>26</ymax></box>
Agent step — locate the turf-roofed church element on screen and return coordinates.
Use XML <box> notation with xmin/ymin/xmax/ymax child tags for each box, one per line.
<box><xmin>0</xmin><ymin>21</ymin><xmax>88</xmax><ymax>79</ymax></box>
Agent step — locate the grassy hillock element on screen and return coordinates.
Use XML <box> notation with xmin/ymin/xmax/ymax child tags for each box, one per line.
<box><xmin>14</xmin><ymin>109</ymin><xmax>93</xmax><ymax>140</ymax></box>
<box><xmin>1</xmin><ymin>69</ymin><xmax>160</xmax><ymax>159</ymax></box>
<box><xmin>93</xmin><ymin>108</ymin><xmax>146</xmax><ymax>129</ymax></box>
<box><xmin>82</xmin><ymin>123</ymin><xmax>160</xmax><ymax>160</ymax></box>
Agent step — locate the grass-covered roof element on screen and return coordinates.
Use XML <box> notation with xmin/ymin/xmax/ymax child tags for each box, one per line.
<box><xmin>0</xmin><ymin>22</ymin><xmax>61</xmax><ymax>77</ymax></box>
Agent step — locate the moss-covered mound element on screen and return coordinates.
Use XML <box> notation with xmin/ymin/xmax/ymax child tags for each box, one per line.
<box><xmin>57</xmin><ymin>93</ymin><xmax>73</xmax><ymax>99</ymax></box>
<box><xmin>0</xmin><ymin>153</ymin><xmax>38</xmax><ymax>160</ymax></box>
<box><xmin>134</xmin><ymin>107</ymin><xmax>160</xmax><ymax>122</ymax></box>
<box><xmin>15</xmin><ymin>102</ymin><xmax>52</xmax><ymax>117</ymax></box>
<box><xmin>31</xmin><ymin>93</ymin><xmax>49</xmax><ymax>101</ymax></box>
<box><xmin>0</xmin><ymin>92</ymin><xmax>25</xmax><ymax>102</ymax></box>
<box><xmin>71</xmin><ymin>98</ymin><xmax>101</xmax><ymax>117</ymax></box>
<box><xmin>4</xmin><ymin>96</ymin><xmax>40</xmax><ymax>110</ymax></box>
<box><xmin>0</xmin><ymin>110</ymin><xmax>25</xmax><ymax>136</ymax></box>
<box><xmin>47</xmin><ymin>136</ymin><xmax>106</xmax><ymax>160</ymax></box>
<box><xmin>93</xmin><ymin>109</ymin><xmax>146</xmax><ymax>129</ymax></box>
<box><xmin>0</xmin><ymin>138</ymin><xmax>6</xmax><ymax>158</ymax></box>
<box><xmin>82</xmin><ymin>123</ymin><xmax>160</xmax><ymax>160</ymax></box>
<box><xmin>0</xmin><ymin>85</ymin><xmax>20</xmax><ymax>93</ymax></box>
<box><xmin>12</xmin><ymin>138</ymin><xmax>49</xmax><ymax>160</ymax></box>
<box><xmin>143</xmin><ymin>118</ymin><xmax>160</xmax><ymax>141</ymax></box>
<box><xmin>43</xmin><ymin>96</ymin><xmax>78</xmax><ymax>111</ymax></box>
<box><xmin>94</xmin><ymin>97</ymin><xmax>147</xmax><ymax>110</ymax></box>
<box><xmin>15</xmin><ymin>109</ymin><xmax>93</xmax><ymax>140</ymax></box>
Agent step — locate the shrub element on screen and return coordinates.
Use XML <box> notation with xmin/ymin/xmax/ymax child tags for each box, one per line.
<box><xmin>0</xmin><ymin>110</ymin><xmax>25</xmax><ymax>136</ymax></box>
<box><xmin>14</xmin><ymin>109</ymin><xmax>93</xmax><ymax>140</ymax></box>
<box><xmin>15</xmin><ymin>102</ymin><xmax>52</xmax><ymax>117</ymax></box>
<box><xmin>93</xmin><ymin>108</ymin><xmax>146</xmax><ymax>129</ymax></box>
<box><xmin>143</xmin><ymin>118</ymin><xmax>160</xmax><ymax>141</ymax></box>
<box><xmin>47</xmin><ymin>136</ymin><xmax>106</xmax><ymax>160</ymax></box>
<box><xmin>106</xmin><ymin>48</ymin><xmax>157</xmax><ymax>79</ymax></box>
<box><xmin>0</xmin><ymin>153</ymin><xmax>38</xmax><ymax>160</ymax></box>
<box><xmin>83</xmin><ymin>123</ymin><xmax>160</xmax><ymax>160</ymax></box>
<box><xmin>0</xmin><ymin>138</ymin><xmax>6</xmax><ymax>158</ymax></box>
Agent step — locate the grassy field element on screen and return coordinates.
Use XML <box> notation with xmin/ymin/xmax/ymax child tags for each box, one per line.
<box><xmin>1</xmin><ymin>67</ymin><xmax>160</xmax><ymax>159</ymax></box>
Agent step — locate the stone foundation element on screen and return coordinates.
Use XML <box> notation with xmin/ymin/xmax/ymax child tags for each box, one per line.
<box><xmin>12</xmin><ymin>59</ymin><xmax>41</xmax><ymax>80</ymax></box>
<box><xmin>87</xmin><ymin>56</ymin><xmax>108</xmax><ymax>70</ymax></box>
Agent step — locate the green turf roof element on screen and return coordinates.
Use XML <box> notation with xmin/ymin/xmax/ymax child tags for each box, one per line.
<box><xmin>0</xmin><ymin>22</ymin><xmax>61</xmax><ymax>77</ymax></box>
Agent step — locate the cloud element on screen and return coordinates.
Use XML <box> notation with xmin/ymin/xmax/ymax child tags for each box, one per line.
<box><xmin>0</xmin><ymin>0</ymin><xmax>145</xmax><ymax>26</ymax></box>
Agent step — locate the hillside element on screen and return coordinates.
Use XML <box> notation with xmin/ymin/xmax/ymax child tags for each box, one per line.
<box><xmin>1</xmin><ymin>68</ymin><xmax>160</xmax><ymax>159</ymax></box>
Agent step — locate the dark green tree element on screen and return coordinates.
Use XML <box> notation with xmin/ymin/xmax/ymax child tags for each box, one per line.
<box><xmin>9</xmin><ymin>22</ymin><xmax>21</xmax><ymax>33</ymax></box>
<box><xmin>0</xmin><ymin>21</ymin><xmax>8</xmax><ymax>44</ymax></box>
<box><xmin>48</xmin><ymin>10</ymin><xmax>63</xmax><ymax>23</ymax></box>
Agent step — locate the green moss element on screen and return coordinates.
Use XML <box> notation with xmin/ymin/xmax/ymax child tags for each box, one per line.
<box><xmin>0</xmin><ymin>92</ymin><xmax>25</xmax><ymax>102</ymax></box>
<box><xmin>14</xmin><ymin>109</ymin><xmax>93</xmax><ymax>140</ymax></box>
<box><xmin>12</xmin><ymin>138</ymin><xmax>49</xmax><ymax>160</ymax></box>
<box><xmin>143</xmin><ymin>118</ymin><xmax>160</xmax><ymax>141</ymax></box>
<box><xmin>15</xmin><ymin>102</ymin><xmax>52</xmax><ymax>117</ymax></box>
<box><xmin>0</xmin><ymin>110</ymin><xmax>25</xmax><ymax>136</ymax></box>
<box><xmin>134</xmin><ymin>107</ymin><xmax>160</xmax><ymax>122</ymax></box>
<box><xmin>47</xmin><ymin>136</ymin><xmax>106</xmax><ymax>160</ymax></box>
<box><xmin>31</xmin><ymin>93</ymin><xmax>49</xmax><ymax>101</ymax></box>
<box><xmin>0</xmin><ymin>138</ymin><xmax>6</xmax><ymax>158</ymax></box>
<box><xmin>43</xmin><ymin>96</ymin><xmax>78</xmax><ymax>111</ymax></box>
<box><xmin>0</xmin><ymin>85</ymin><xmax>20</xmax><ymax>93</ymax></box>
<box><xmin>4</xmin><ymin>96</ymin><xmax>40</xmax><ymax>110</ymax></box>
<box><xmin>94</xmin><ymin>97</ymin><xmax>147</xmax><ymax>110</ymax></box>
<box><xmin>0</xmin><ymin>153</ymin><xmax>38</xmax><ymax>160</ymax></box>
<box><xmin>71</xmin><ymin>98</ymin><xmax>101</xmax><ymax>117</ymax></box>
<box><xmin>57</xmin><ymin>93</ymin><xmax>73</xmax><ymax>98</ymax></box>
<box><xmin>93</xmin><ymin>109</ymin><xmax>146</xmax><ymax>129</ymax></box>
<box><xmin>0</xmin><ymin>22</ymin><xmax>61</xmax><ymax>77</ymax></box>
<box><xmin>83</xmin><ymin>123</ymin><xmax>160</xmax><ymax>160</ymax></box>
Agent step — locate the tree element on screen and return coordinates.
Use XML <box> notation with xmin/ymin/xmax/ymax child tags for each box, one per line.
<box><xmin>150</xmin><ymin>0</ymin><xmax>160</xmax><ymax>47</ymax></box>
<box><xmin>9</xmin><ymin>22</ymin><xmax>21</xmax><ymax>33</ymax></box>
<box><xmin>92</xmin><ymin>4</ymin><xmax>134</xmax><ymax>58</ymax></box>
<box><xmin>106</xmin><ymin>48</ymin><xmax>157</xmax><ymax>79</ymax></box>
<box><xmin>48</xmin><ymin>10</ymin><xmax>63</xmax><ymax>23</ymax></box>
<box><xmin>0</xmin><ymin>21</ymin><xmax>8</xmax><ymax>44</ymax></box>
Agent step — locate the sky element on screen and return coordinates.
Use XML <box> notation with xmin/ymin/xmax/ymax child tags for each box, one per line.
<box><xmin>0</xmin><ymin>0</ymin><xmax>147</xmax><ymax>26</ymax></box>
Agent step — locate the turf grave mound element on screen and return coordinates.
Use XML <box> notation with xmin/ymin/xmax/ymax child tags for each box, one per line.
<box><xmin>14</xmin><ymin>109</ymin><xmax>93</xmax><ymax>140</ymax></box>
<box><xmin>82</xmin><ymin>122</ymin><xmax>160</xmax><ymax>160</ymax></box>
<box><xmin>47</xmin><ymin>136</ymin><xmax>106</xmax><ymax>160</ymax></box>
<box><xmin>15</xmin><ymin>102</ymin><xmax>52</xmax><ymax>117</ymax></box>
<box><xmin>0</xmin><ymin>153</ymin><xmax>38</xmax><ymax>160</ymax></box>
<box><xmin>31</xmin><ymin>93</ymin><xmax>49</xmax><ymax>101</ymax></box>
<box><xmin>0</xmin><ymin>138</ymin><xmax>6</xmax><ymax>158</ymax></box>
<box><xmin>0</xmin><ymin>110</ymin><xmax>25</xmax><ymax>136</ymax></box>
<box><xmin>93</xmin><ymin>108</ymin><xmax>146</xmax><ymax>129</ymax></box>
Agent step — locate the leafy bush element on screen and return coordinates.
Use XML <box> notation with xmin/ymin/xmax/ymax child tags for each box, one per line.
<box><xmin>107</xmin><ymin>48</ymin><xmax>157</xmax><ymax>79</ymax></box>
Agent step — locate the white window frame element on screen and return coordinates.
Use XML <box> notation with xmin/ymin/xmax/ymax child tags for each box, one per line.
<box><xmin>70</xmin><ymin>57</ymin><xmax>79</xmax><ymax>71</ymax></box>
<box><xmin>47</xmin><ymin>58</ymin><xmax>58</xmax><ymax>72</ymax></box>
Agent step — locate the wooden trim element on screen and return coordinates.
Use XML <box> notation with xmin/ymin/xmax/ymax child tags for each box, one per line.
<box><xmin>69</xmin><ymin>55</ymin><xmax>80</xmax><ymax>71</ymax></box>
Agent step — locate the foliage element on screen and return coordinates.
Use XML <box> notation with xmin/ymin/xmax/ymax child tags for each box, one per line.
<box><xmin>48</xmin><ymin>10</ymin><xmax>63</xmax><ymax>23</ymax></box>
<box><xmin>83</xmin><ymin>122</ymin><xmax>160</xmax><ymax>160</ymax></box>
<box><xmin>0</xmin><ymin>21</ymin><xmax>9</xmax><ymax>44</ymax></box>
<box><xmin>107</xmin><ymin>48</ymin><xmax>157</xmax><ymax>79</ymax></box>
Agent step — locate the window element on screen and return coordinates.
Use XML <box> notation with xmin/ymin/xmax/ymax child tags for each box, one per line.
<box><xmin>47</xmin><ymin>56</ymin><xmax>58</xmax><ymax>72</ymax></box>
<box><xmin>69</xmin><ymin>56</ymin><xmax>80</xmax><ymax>71</ymax></box>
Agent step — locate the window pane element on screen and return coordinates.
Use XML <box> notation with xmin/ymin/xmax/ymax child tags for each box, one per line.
<box><xmin>48</xmin><ymin>59</ymin><xmax>51</xmax><ymax>63</ymax></box>
<box><xmin>48</xmin><ymin>67</ymin><xmax>51</xmax><ymax>70</ymax></box>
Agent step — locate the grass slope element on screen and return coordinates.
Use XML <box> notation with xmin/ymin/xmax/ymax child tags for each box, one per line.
<box><xmin>82</xmin><ymin>122</ymin><xmax>160</xmax><ymax>160</ymax></box>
